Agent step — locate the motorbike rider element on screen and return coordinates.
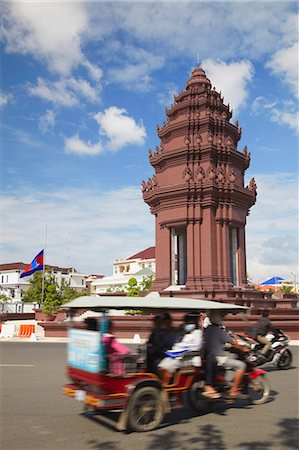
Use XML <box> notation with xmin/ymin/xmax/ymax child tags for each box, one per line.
<box><xmin>203</xmin><ymin>310</ymin><xmax>250</xmax><ymax>400</ymax></box>
<box><xmin>246</xmin><ymin>310</ymin><xmax>278</xmax><ymax>363</ymax></box>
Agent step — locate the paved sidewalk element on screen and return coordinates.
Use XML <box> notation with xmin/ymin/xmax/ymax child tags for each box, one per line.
<box><xmin>1</xmin><ymin>319</ymin><xmax>298</xmax><ymax>345</ymax></box>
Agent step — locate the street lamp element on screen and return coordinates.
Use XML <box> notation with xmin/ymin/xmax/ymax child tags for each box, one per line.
<box><xmin>291</xmin><ymin>272</ymin><xmax>297</xmax><ymax>293</ymax></box>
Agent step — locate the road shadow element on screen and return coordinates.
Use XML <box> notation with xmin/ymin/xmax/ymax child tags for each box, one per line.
<box><xmin>239</xmin><ymin>417</ymin><xmax>299</xmax><ymax>450</ymax></box>
<box><xmin>82</xmin><ymin>410</ymin><xmax>299</xmax><ymax>450</ymax></box>
<box><xmin>147</xmin><ymin>424</ymin><xmax>227</xmax><ymax>450</ymax></box>
<box><xmin>276</xmin><ymin>418</ymin><xmax>299</xmax><ymax>448</ymax></box>
<box><xmin>263</xmin><ymin>365</ymin><xmax>297</xmax><ymax>373</ymax></box>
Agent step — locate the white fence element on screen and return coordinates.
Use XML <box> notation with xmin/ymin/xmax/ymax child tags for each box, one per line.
<box><xmin>0</xmin><ymin>302</ymin><xmax>39</xmax><ymax>313</ymax></box>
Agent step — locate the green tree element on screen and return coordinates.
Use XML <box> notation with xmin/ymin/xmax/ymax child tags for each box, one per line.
<box><xmin>0</xmin><ymin>293</ymin><xmax>10</xmax><ymax>302</ymax></box>
<box><xmin>127</xmin><ymin>277</ymin><xmax>140</xmax><ymax>297</ymax></box>
<box><xmin>22</xmin><ymin>272</ymin><xmax>43</xmax><ymax>303</ymax></box>
<box><xmin>43</xmin><ymin>276</ymin><xmax>63</xmax><ymax>316</ymax></box>
<box><xmin>106</xmin><ymin>285</ymin><xmax>125</xmax><ymax>293</ymax></box>
<box><xmin>60</xmin><ymin>279</ymin><xmax>88</xmax><ymax>302</ymax></box>
<box><xmin>22</xmin><ymin>271</ymin><xmax>64</xmax><ymax>315</ymax></box>
<box><xmin>140</xmin><ymin>275</ymin><xmax>154</xmax><ymax>294</ymax></box>
<box><xmin>280</xmin><ymin>283</ymin><xmax>293</xmax><ymax>294</ymax></box>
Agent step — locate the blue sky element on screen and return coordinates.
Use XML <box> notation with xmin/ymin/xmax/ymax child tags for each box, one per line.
<box><xmin>0</xmin><ymin>1</ymin><xmax>298</xmax><ymax>282</ymax></box>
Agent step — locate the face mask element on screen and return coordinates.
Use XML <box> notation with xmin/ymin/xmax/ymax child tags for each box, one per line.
<box><xmin>184</xmin><ymin>323</ymin><xmax>196</xmax><ymax>332</ymax></box>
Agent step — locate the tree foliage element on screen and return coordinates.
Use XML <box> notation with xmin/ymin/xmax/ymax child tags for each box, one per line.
<box><xmin>127</xmin><ymin>277</ymin><xmax>140</xmax><ymax>297</ymax></box>
<box><xmin>22</xmin><ymin>271</ymin><xmax>87</xmax><ymax>315</ymax></box>
<box><xmin>22</xmin><ymin>272</ymin><xmax>44</xmax><ymax>303</ymax></box>
<box><xmin>126</xmin><ymin>275</ymin><xmax>154</xmax><ymax>297</ymax></box>
<box><xmin>106</xmin><ymin>285</ymin><xmax>125</xmax><ymax>293</ymax></box>
<box><xmin>280</xmin><ymin>283</ymin><xmax>293</xmax><ymax>293</ymax></box>
<box><xmin>0</xmin><ymin>293</ymin><xmax>9</xmax><ymax>302</ymax></box>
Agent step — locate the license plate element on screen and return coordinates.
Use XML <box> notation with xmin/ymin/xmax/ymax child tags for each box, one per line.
<box><xmin>74</xmin><ymin>390</ymin><xmax>86</xmax><ymax>402</ymax></box>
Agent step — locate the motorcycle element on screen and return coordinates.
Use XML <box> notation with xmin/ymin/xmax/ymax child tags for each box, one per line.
<box><xmin>234</xmin><ymin>329</ymin><xmax>292</xmax><ymax>370</ymax></box>
<box><xmin>188</xmin><ymin>348</ymin><xmax>270</xmax><ymax>412</ymax></box>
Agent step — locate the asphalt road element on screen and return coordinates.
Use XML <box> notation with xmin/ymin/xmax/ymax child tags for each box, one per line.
<box><xmin>1</xmin><ymin>343</ymin><xmax>298</xmax><ymax>450</ymax></box>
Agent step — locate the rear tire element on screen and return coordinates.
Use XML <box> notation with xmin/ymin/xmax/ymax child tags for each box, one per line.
<box><xmin>188</xmin><ymin>380</ymin><xmax>209</xmax><ymax>413</ymax></box>
<box><xmin>277</xmin><ymin>349</ymin><xmax>292</xmax><ymax>370</ymax></box>
<box><xmin>127</xmin><ymin>386</ymin><xmax>164</xmax><ymax>432</ymax></box>
<box><xmin>247</xmin><ymin>374</ymin><xmax>270</xmax><ymax>405</ymax></box>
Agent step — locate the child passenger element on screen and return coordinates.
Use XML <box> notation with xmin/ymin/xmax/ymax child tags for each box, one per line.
<box><xmin>102</xmin><ymin>319</ymin><xmax>131</xmax><ymax>374</ymax></box>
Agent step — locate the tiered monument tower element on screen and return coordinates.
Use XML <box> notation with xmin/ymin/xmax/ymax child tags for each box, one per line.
<box><xmin>143</xmin><ymin>67</ymin><xmax>258</xmax><ymax>299</ymax></box>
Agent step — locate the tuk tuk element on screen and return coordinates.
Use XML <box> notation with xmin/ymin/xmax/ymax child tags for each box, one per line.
<box><xmin>63</xmin><ymin>295</ymin><xmax>269</xmax><ymax>432</ymax></box>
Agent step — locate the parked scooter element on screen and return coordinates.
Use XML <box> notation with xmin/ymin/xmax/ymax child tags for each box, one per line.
<box><xmin>188</xmin><ymin>348</ymin><xmax>270</xmax><ymax>412</ymax></box>
<box><xmin>235</xmin><ymin>329</ymin><xmax>292</xmax><ymax>370</ymax></box>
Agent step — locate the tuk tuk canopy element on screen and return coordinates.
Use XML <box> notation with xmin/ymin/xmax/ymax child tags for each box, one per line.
<box><xmin>64</xmin><ymin>294</ymin><xmax>247</xmax><ymax>314</ymax></box>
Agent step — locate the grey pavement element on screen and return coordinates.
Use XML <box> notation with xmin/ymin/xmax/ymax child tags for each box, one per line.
<box><xmin>0</xmin><ymin>342</ymin><xmax>298</xmax><ymax>450</ymax></box>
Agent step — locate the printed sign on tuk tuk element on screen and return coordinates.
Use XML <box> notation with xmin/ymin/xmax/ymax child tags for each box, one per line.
<box><xmin>68</xmin><ymin>329</ymin><xmax>104</xmax><ymax>373</ymax></box>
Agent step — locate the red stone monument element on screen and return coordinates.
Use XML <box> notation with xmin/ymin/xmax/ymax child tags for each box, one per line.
<box><xmin>143</xmin><ymin>67</ymin><xmax>258</xmax><ymax>299</ymax></box>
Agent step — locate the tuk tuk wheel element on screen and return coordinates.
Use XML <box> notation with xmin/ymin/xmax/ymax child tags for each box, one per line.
<box><xmin>188</xmin><ymin>380</ymin><xmax>209</xmax><ymax>413</ymax></box>
<box><xmin>127</xmin><ymin>386</ymin><xmax>164</xmax><ymax>432</ymax></box>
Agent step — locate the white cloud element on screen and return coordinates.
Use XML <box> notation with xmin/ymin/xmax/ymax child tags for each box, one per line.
<box><xmin>94</xmin><ymin>107</ymin><xmax>146</xmax><ymax>151</ymax></box>
<box><xmin>0</xmin><ymin>92</ymin><xmax>11</xmax><ymax>107</ymax></box>
<box><xmin>251</xmin><ymin>96</ymin><xmax>298</xmax><ymax>132</ymax></box>
<box><xmin>28</xmin><ymin>77</ymin><xmax>101</xmax><ymax>107</ymax></box>
<box><xmin>90</xmin><ymin>3</ymin><xmax>296</xmax><ymax>62</ymax></box>
<box><xmin>64</xmin><ymin>107</ymin><xmax>146</xmax><ymax>156</ymax></box>
<box><xmin>266</xmin><ymin>42</ymin><xmax>299</xmax><ymax>97</ymax></box>
<box><xmin>64</xmin><ymin>134</ymin><xmax>103</xmax><ymax>156</ymax></box>
<box><xmin>270</xmin><ymin>107</ymin><xmax>299</xmax><ymax>133</ymax></box>
<box><xmin>201</xmin><ymin>59</ymin><xmax>254</xmax><ymax>114</ymax></box>
<box><xmin>1</xmin><ymin>2</ymin><xmax>88</xmax><ymax>76</ymax></box>
<box><xmin>251</xmin><ymin>97</ymin><xmax>277</xmax><ymax>114</ymax></box>
<box><xmin>82</xmin><ymin>60</ymin><xmax>103</xmax><ymax>82</ymax></box>
<box><xmin>1</xmin><ymin>186</ymin><xmax>154</xmax><ymax>275</ymax></box>
<box><xmin>38</xmin><ymin>109</ymin><xmax>55</xmax><ymax>133</ymax></box>
<box><xmin>157</xmin><ymin>83</ymin><xmax>178</xmax><ymax>107</ymax></box>
<box><xmin>108</xmin><ymin>46</ymin><xmax>164</xmax><ymax>92</ymax></box>
<box><xmin>246</xmin><ymin>172</ymin><xmax>298</xmax><ymax>282</ymax></box>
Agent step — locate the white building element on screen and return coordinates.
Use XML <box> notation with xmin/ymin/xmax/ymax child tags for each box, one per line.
<box><xmin>91</xmin><ymin>247</ymin><xmax>156</xmax><ymax>294</ymax></box>
<box><xmin>0</xmin><ymin>262</ymin><xmax>88</xmax><ymax>302</ymax></box>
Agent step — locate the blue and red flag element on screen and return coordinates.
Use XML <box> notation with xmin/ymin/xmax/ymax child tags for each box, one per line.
<box><xmin>20</xmin><ymin>250</ymin><xmax>44</xmax><ymax>278</ymax></box>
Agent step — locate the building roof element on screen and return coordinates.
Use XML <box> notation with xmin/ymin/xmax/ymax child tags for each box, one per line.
<box><xmin>0</xmin><ymin>262</ymin><xmax>77</xmax><ymax>273</ymax></box>
<box><xmin>127</xmin><ymin>246</ymin><xmax>155</xmax><ymax>260</ymax></box>
<box><xmin>260</xmin><ymin>276</ymin><xmax>285</xmax><ymax>286</ymax></box>
<box><xmin>134</xmin><ymin>267</ymin><xmax>155</xmax><ymax>276</ymax></box>
<box><xmin>0</xmin><ymin>262</ymin><xmax>27</xmax><ymax>271</ymax></box>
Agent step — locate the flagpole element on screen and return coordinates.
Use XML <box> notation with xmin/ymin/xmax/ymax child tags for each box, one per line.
<box><xmin>41</xmin><ymin>224</ymin><xmax>47</xmax><ymax>304</ymax></box>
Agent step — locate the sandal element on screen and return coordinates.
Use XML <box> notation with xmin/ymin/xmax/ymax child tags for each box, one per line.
<box><xmin>202</xmin><ymin>391</ymin><xmax>221</xmax><ymax>399</ymax></box>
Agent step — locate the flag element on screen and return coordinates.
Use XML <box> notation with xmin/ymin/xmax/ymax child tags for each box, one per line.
<box><xmin>20</xmin><ymin>250</ymin><xmax>44</xmax><ymax>278</ymax></box>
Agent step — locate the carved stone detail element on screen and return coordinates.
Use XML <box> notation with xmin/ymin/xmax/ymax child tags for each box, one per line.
<box><xmin>216</xmin><ymin>166</ymin><xmax>225</xmax><ymax>183</ymax></box>
<box><xmin>195</xmin><ymin>166</ymin><xmax>205</xmax><ymax>182</ymax></box>
<box><xmin>207</xmin><ymin>166</ymin><xmax>216</xmax><ymax>181</ymax></box>
<box><xmin>228</xmin><ymin>170</ymin><xmax>237</xmax><ymax>184</ymax></box>
<box><xmin>248</xmin><ymin>177</ymin><xmax>257</xmax><ymax>192</ymax></box>
<box><xmin>183</xmin><ymin>167</ymin><xmax>193</xmax><ymax>182</ymax></box>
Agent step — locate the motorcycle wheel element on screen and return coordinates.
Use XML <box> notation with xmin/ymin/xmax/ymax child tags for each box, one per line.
<box><xmin>277</xmin><ymin>349</ymin><xmax>292</xmax><ymax>370</ymax></box>
<box><xmin>187</xmin><ymin>380</ymin><xmax>209</xmax><ymax>413</ymax></box>
<box><xmin>247</xmin><ymin>374</ymin><xmax>270</xmax><ymax>405</ymax></box>
<box><xmin>127</xmin><ymin>386</ymin><xmax>164</xmax><ymax>432</ymax></box>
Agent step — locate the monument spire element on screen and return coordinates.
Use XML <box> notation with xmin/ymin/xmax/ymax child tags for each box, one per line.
<box><xmin>143</xmin><ymin>67</ymin><xmax>256</xmax><ymax>298</ymax></box>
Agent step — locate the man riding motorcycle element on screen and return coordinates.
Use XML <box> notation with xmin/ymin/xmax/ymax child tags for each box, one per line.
<box><xmin>245</xmin><ymin>310</ymin><xmax>278</xmax><ymax>364</ymax></box>
<box><xmin>203</xmin><ymin>310</ymin><xmax>250</xmax><ymax>400</ymax></box>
